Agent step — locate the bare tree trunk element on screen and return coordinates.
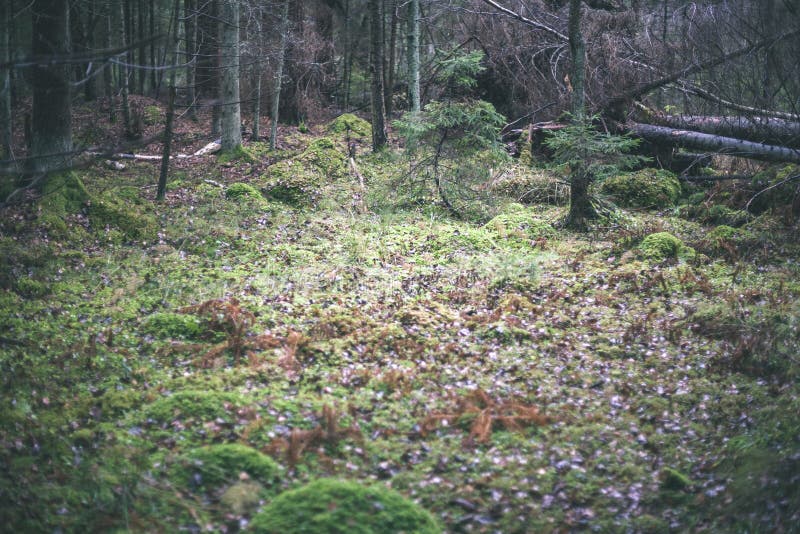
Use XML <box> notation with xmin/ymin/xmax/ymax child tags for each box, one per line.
<box><xmin>565</xmin><ymin>0</ymin><xmax>593</xmax><ymax>230</ymax></box>
<box><xmin>407</xmin><ymin>0</ymin><xmax>420</xmax><ymax>113</ymax></box>
<box><xmin>149</xmin><ymin>0</ymin><xmax>157</xmax><ymax>94</ymax></box>
<box><xmin>644</xmin><ymin>113</ymin><xmax>800</xmax><ymax>148</ymax></box>
<box><xmin>119</xmin><ymin>2</ymin><xmax>134</xmax><ymax>138</ymax></box>
<box><xmin>0</xmin><ymin>0</ymin><xmax>12</xmax><ymax>159</ymax></box>
<box><xmin>628</xmin><ymin>121</ymin><xmax>800</xmax><ymax>164</ymax></box>
<box><xmin>385</xmin><ymin>0</ymin><xmax>398</xmax><ymax>117</ymax></box>
<box><xmin>158</xmin><ymin>0</ymin><xmax>181</xmax><ymax>201</ymax></box>
<box><xmin>252</xmin><ymin>61</ymin><xmax>261</xmax><ymax>141</ymax></box>
<box><xmin>270</xmin><ymin>0</ymin><xmax>289</xmax><ymax>151</ymax></box>
<box><xmin>220</xmin><ymin>0</ymin><xmax>241</xmax><ymax>151</ymax></box>
<box><xmin>29</xmin><ymin>0</ymin><xmax>72</xmax><ymax>176</ymax></box>
<box><xmin>369</xmin><ymin>0</ymin><xmax>387</xmax><ymax>151</ymax></box>
<box><xmin>341</xmin><ymin>0</ymin><xmax>352</xmax><ymax>109</ymax></box>
<box><xmin>184</xmin><ymin>0</ymin><xmax>197</xmax><ymax>120</ymax></box>
<box><xmin>104</xmin><ymin>4</ymin><xmax>116</xmax><ymax>123</ymax></box>
<box><xmin>137</xmin><ymin>0</ymin><xmax>146</xmax><ymax>95</ymax></box>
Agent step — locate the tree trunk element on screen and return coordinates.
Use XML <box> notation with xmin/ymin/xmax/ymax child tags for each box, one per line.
<box><xmin>270</xmin><ymin>0</ymin><xmax>289</xmax><ymax>151</ymax></box>
<box><xmin>252</xmin><ymin>62</ymin><xmax>261</xmax><ymax>141</ymax></box>
<box><xmin>137</xmin><ymin>0</ymin><xmax>146</xmax><ymax>95</ymax></box>
<box><xmin>628</xmin><ymin>121</ymin><xmax>800</xmax><ymax>165</ymax></box>
<box><xmin>104</xmin><ymin>4</ymin><xmax>116</xmax><ymax>123</ymax></box>
<box><xmin>565</xmin><ymin>0</ymin><xmax>594</xmax><ymax>230</ymax></box>
<box><xmin>220</xmin><ymin>0</ymin><xmax>241</xmax><ymax>151</ymax></box>
<box><xmin>341</xmin><ymin>0</ymin><xmax>352</xmax><ymax>109</ymax></box>
<box><xmin>407</xmin><ymin>0</ymin><xmax>420</xmax><ymax>113</ymax></box>
<box><xmin>29</xmin><ymin>0</ymin><xmax>72</xmax><ymax>176</ymax></box>
<box><xmin>0</xmin><ymin>0</ymin><xmax>12</xmax><ymax>159</ymax></box>
<box><xmin>119</xmin><ymin>2</ymin><xmax>134</xmax><ymax>138</ymax></box>
<box><xmin>385</xmin><ymin>0</ymin><xmax>398</xmax><ymax>117</ymax></box>
<box><xmin>149</xmin><ymin>0</ymin><xmax>157</xmax><ymax>94</ymax></box>
<box><xmin>158</xmin><ymin>0</ymin><xmax>181</xmax><ymax>201</ymax></box>
<box><xmin>644</xmin><ymin>113</ymin><xmax>800</xmax><ymax>149</ymax></box>
<box><xmin>369</xmin><ymin>0</ymin><xmax>387</xmax><ymax>151</ymax></box>
<box><xmin>183</xmin><ymin>0</ymin><xmax>197</xmax><ymax>120</ymax></box>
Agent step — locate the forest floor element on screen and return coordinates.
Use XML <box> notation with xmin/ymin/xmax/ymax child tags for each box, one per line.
<box><xmin>1</xmin><ymin>98</ymin><xmax>799</xmax><ymax>533</ymax></box>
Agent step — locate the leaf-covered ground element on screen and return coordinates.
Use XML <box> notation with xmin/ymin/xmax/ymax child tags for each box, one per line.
<box><xmin>1</xmin><ymin>101</ymin><xmax>799</xmax><ymax>532</ymax></box>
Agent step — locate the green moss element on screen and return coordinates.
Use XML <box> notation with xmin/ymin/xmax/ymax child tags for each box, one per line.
<box><xmin>221</xmin><ymin>481</ymin><xmax>265</xmax><ymax>515</ymax></box>
<box><xmin>87</xmin><ymin>194</ymin><xmax>158</xmax><ymax>241</ymax></box>
<box><xmin>660</xmin><ymin>467</ymin><xmax>692</xmax><ymax>491</ymax></box>
<box><xmin>748</xmin><ymin>164</ymin><xmax>800</xmax><ymax>213</ymax></box>
<box><xmin>639</xmin><ymin>232</ymin><xmax>684</xmax><ymax>260</ymax></box>
<box><xmin>99</xmin><ymin>388</ymin><xmax>143</xmax><ymax>417</ymax></box>
<box><xmin>38</xmin><ymin>172</ymin><xmax>90</xmax><ymax>236</ymax></box>
<box><xmin>179</xmin><ymin>444</ymin><xmax>280</xmax><ymax>490</ymax></box>
<box><xmin>144</xmin><ymin>390</ymin><xmax>245</xmax><ymax>423</ymax></box>
<box><xmin>143</xmin><ymin>105</ymin><xmax>163</xmax><ymax>125</ymax></box>
<box><xmin>226</xmin><ymin>182</ymin><xmax>264</xmax><ymax>201</ymax></box>
<box><xmin>600</xmin><ymin>168</ymin><xmax>681</xmax><ymax>208</ymax></box>
<box><xmin>326</xmin><ymin>114</ymin><xmax>372</xmax><ymax>139</ymax></box>
<box><xmin>260</xmin><ymin>137</ymin><xmax>346</xmax><ymax>207</ymax></box>
<box><xmin>704</xmin><ymin>205</ymin><xmax>750</xmax><ymax>227</ymax></box>
<box><xmin>483</xmin><ymin>204</ymin><xmax>555</xmax><ymax>247</ymax></box>
<box><xmin>218</xmin><ymin>145</ymin><xmax>259</xmax><ymax>164</ymax></box>
<box><xmin>249</xmin><ymin>478</ymin><xmax>441</xmax><ymax>534</ymax></box>
<box><xmin>14</xmin><ymin>277</ymin><xmax>49</xmax><ymax>298</ymax></box>
<box><xmin>142</xmin><ymin>312</ymin><xmax>203</xmax><ymax>339</ymax></box>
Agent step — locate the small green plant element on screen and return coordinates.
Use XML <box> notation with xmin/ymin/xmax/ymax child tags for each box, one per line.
<box><xmin>394</xmin><ymin>51</ymin><xmax>507</xmax><ymax>220</ymax></box>
<box><xmin>544</xmin><ymin>117</ymin><xmax>646</xmax><ymax>229</ymax></box>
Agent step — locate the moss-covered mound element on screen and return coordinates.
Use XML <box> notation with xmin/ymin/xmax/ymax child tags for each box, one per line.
<box><xmin>249</xmin><ymin>478</ymin><xmax>441</xmax><ymax>534</ymax></box>
<box><xmin>483</xmin><ymin>203</ymin><xmax>555</xmax><ymax>247</ymax></box>
<box><xmin>226</xmin><ymin>182</ymin><xmax>263</xmax><ymax>201</ymax></box>
<box><xmin>260</xmin><ymin>137</ymin><xmax>348</xmax><ymax>207</ymax></box>
<box><xmin>87</xmin><ymin>194</ymin><xmax>158</xmax><ymax>241</ymax></box>
<box><xmin>601</xmin><ymin>168</ymin><xmax>681</xmax><ymax>208</ymax></box>
<box><xmin>487</xmin><ymin>167</ymin><xmax>569</xmax><ymax>206</ymax></box>
<box><xmin>326</xmin><ymin>113</ymin><xmax>372</xmax><ymax>140</ymax></box>
<box><xmin>178</xmin><ymin>444</ymin><xmax>280</xmax><ymax>490</ymax></box>
<box><xmin>747</xmin><ymin>164</ymin><xmax>800</xmax><ymax>214</ymax></box>
<box><xmin>142</xmin><ymin>312</ymin><xmax>203</xmax><ymax>339</ymax></box>
<box><xmin>144</xmin><ymin>390</ymin><xmax>246</xmax><ymax>423</ymax></box>
<box><xmin>638</xmin><ymin>231</ymin><xmax>684</xmax><ymax>260</ymax></box>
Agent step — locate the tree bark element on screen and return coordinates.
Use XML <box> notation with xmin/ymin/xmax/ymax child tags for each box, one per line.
<box><xmin>184</xmin><ymin>0</ymin><xmax>197</xmax><ymax>120</ymax></box>
<box><xmin>29</xmin><ymin>0</ymin><xmax>73</xmax><ymax>175</ymax></box>
<box><xmin>369</xmin><ymin>0</ymin><xmax>387</xmax><ymax>151</ymax></box>
<box><xmin>565</xmin><ymin>0</ymin><xmax>593</xmax><ymax>230</ymax></box>
<box><xmin>341</xmin><ymin>0</ymin><xmax>352</xmax><ymax>109</ymax></box>
<box><xmin>385</xmin><ymin>0</ymin><xmax>398</xmax><ymax>117</ymax></box>
<box><xmin>627</xmin><ymin>121</ymin><xmax>800</xmax><ymax>165</ymax></box>
<box><xmin>119</xmin><ymin>2</ymin><xmax>134</xmax><ymax>138</ymax></box>
<box><xmin>645</xmin><ymin>113</ymin><xmax>800</xmax><ymax>149</ymax></box>
<box><xmin>407</xmin><ymin>0</ymin><xmax>420</xmax><ymax>113</ymax></box>
<box><xmin>252</xmin><ymin>62</ymin><xmax>261</xmax><ymax>141</ymax></box>
<box><xmin>220</xmin><ymin>0</ymin><xmax>241</xmax><ymax>151</ymax></box>
<box><xmin>0</xmin><ymin>0</ymin><xmax>12</xmax><ymax>159</ymax></box>
<box><xmin>103</xmin><ymin>4</ymin><xmax>116</xmax><ymax>123</ymax></box>
<box><xmin>270</xmin><ymin>0</ymin><xmax>289</xmax><ymax>151</ymax></box>
<box><xmin>158</xmin><ymin>0</ymin><xmax>181</xmax><ymax>201</ymax></box>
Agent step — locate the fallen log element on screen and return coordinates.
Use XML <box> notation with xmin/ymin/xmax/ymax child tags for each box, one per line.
<box><xmin>627</xmin><ymin>122</ymin><xmax>800</xmax><ymax>164</ymax></box>
<box><xmin>646</xmin><ymin>114</ymin><xmax>800</xmax><ymax>149</ymax></box>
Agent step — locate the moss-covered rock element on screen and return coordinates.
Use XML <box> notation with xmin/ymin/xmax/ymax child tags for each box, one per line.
<box><xmin>660</xmin><ymin>467</ymin><xmax>692</xmax><ymax>491</ymax></box>
<box><xmin>638</xmin><ymin>232</ymin><xmax>685</xmax><ymax>260</ymax></box>
<box><xmin>144</xmin><ymin>390</ymin><xmax>245</xmax><ymax>423</ymax></box>
<box><xmin>260</xmin><ymin>137</ymin><xmax>347</xmax><ymax>207</ymax></box>
<box><xmin>483</xmin><ymin>203</ymin><xmax>555</xmax><ymax>247</ymax></box>
<box><xmin>747</xmin><ymin>164</ymin><xmax>800</xmax><ymax>214</ymax></box>
<box><xmin>87</xmin><ymin>194</ymin><xmax>158</xmax><ymax>241</ymax></box>
<box><xmin>218</xmin><ymin>145</ymin><xmax>259</xmax><ymax>164</ymax></box>
<box><xmin>142</xmin><ymin>312</ymin><xmax>203</xmax><ymax>340</ymax></box>
<box><xmin>601</xmin><ymin>168</ymin><xmax>681</xmax><ymax>208</ymax></box>
<box><xmin>221</xmin><ymin>481</ymin><xmax>265</xmax><ymax>515</ymax></box>
<box><xmin>249</xmin><ymin>478</ymin><xmax>441</xmax><ymax>534</ymax></box>
<box><xmin>226</xmin><ymin>182</ymin><xmax>263</xmax><ymax>201</ymax></box>
<box><xmin>38</xmin><ymin>172</ymin><xmax>90</xmax><ymax>237</ymax></box>
<box><xmin>326</xmin><ymin>114</ymin><xmax>372</xmax><ymax>139</ymax></box>
<box><xmin>178</xmin><ymin>444</ymin><xmax>280</xmax><ymax>490</ymax></box>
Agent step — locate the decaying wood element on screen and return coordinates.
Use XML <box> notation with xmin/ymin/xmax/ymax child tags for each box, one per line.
<box><xmin>627</xmin><ymin>122</ymin><xmax>800</xmax><ymax>164</ymax></box>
